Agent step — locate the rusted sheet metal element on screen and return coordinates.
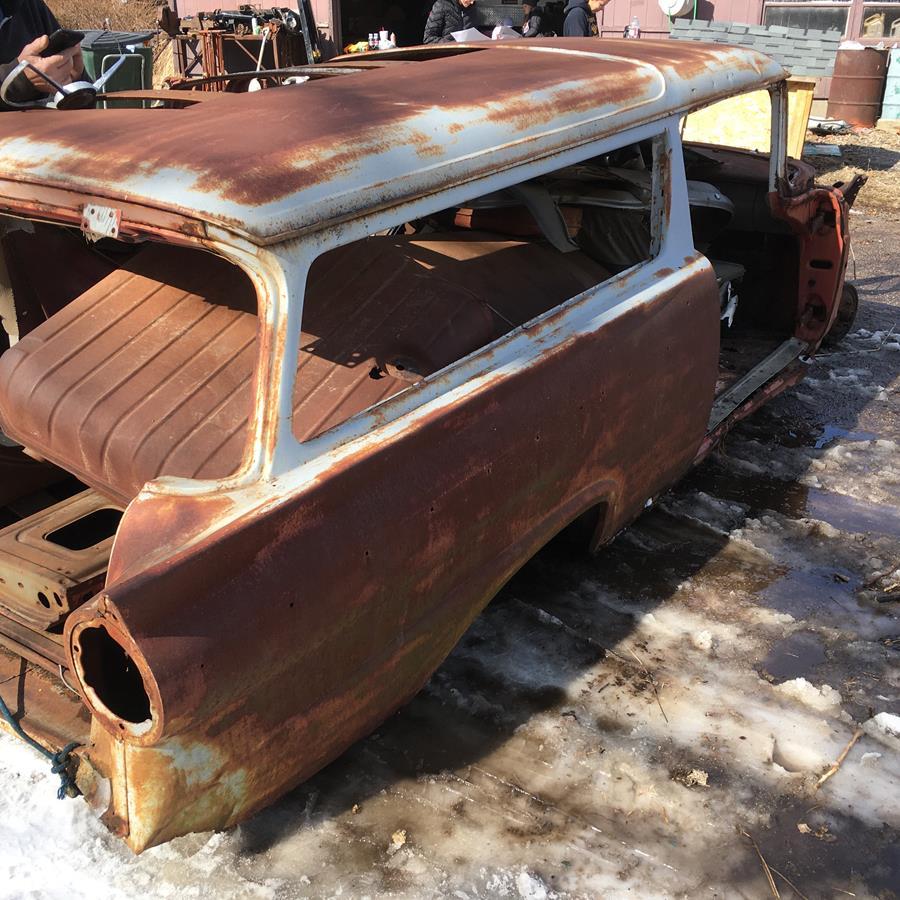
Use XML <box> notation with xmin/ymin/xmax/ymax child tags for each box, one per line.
<box><xmin>0</xmin><ymin>179</ymin><xmax>209</xmax><ymax>245</ymax></box>
<box><xmin>0</xmin><ymin>647</ymin><xmax>91</xmax><ymax>751</ymax></box>
<box><xmin>95</xmin><ymin>89</ymin><xmax>218</xmax><ymax>106</ymax></box>
<box><xmin>0</xmin><ymin>615</ymin><xmax>67</xmax><ymax>669</ymax></box>
<box><xmin>164</xmin><ymin>64</ymin><xmax>384</xmax><ymax>92</ymax></box>
<box><xmin>61</xmin><ymin>261</ymin><xmax>720</xmax><ymax>850</ymax></box>
<box><xmin>0</xmin><ymin>244</ymin><xmax>259</xmax><ymax>504</ymax></box>
<box><xmin>693</xmin><ymin>361</ymin><xmax>808</xmax><ymax>465</ymax></box>
<box><xmin>769</xmin><ymin>184</ymin><xmax>851</xmax><ymax>346</ymax></box>
<box><xmin>0</xmin><ymin>41</ymin><xmax>785</xmax><ymax>244</ymax></box>
<box><xmin>0</xmin><ymin>74</ymin><xmax>852</xmax><ymax>855</ymax></box>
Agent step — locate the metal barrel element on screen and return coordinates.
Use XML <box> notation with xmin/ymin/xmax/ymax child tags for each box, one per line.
<box><xmin>827</xmin><ymin>47</ymin><xmax>889</xmax><ymax>128</ymax></box>
<box><xmin>882</xmin><ymin>49</ymin><xmax>900</xmax><ymax>120</ymax></box>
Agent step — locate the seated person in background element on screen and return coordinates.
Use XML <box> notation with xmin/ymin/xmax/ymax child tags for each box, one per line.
<box><xmin>423</xmin><ymin>0</ymin><xmax>476</xmax><ymax>43</ymax></box>
<box><xmin>562</xmin><ymin>0</ymin><xmax>608</xmax><ymax>37</ymax></box>
<box><xmin>521</xmin><ymin>1</ymin><xmax>543</xmax><ymax>37</ymax></box>
<box><xmin>0</xmin><ymin>0</ymin><xmax>82</xmax><ymax>110</ymax></box>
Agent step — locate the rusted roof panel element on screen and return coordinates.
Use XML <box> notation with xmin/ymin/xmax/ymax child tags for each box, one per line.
<box><xmin>0</xmin><ymin>40</ymin><xmax>785</xmax><ymax>243</ymax></box>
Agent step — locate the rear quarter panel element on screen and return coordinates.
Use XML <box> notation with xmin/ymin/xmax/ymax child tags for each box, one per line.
<box><xmin>80</xmin><ymin>255</ymin><xmax>721</xmax><ymax>848</ymax></box>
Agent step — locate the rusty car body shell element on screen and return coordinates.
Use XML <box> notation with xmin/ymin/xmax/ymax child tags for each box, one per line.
<box><xmin>0</xmin><ymin>40</ymin><xmax>854</xmax><ymax>850</ymax></box>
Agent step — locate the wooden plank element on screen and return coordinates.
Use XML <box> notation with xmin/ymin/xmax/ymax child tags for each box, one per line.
<box><xmin>682</xmin><ymin>78</ymin><xmax>816</xmax><ymax>159</ymax></box>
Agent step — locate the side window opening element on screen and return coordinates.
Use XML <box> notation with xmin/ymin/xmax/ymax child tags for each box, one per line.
<box><xmin>290</xmin><ymin>136</ymin><xmax>665</xmax><ymax>444</ymax></box>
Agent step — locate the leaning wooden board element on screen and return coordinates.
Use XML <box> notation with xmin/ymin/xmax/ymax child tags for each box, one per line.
<box><xmin>682</xmin><ymin>77</ymin><xmax>815</xmax><ymax>159</ymax></box>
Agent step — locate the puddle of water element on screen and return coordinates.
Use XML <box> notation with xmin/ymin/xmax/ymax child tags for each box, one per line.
<box><xmin>760</xmin><ymin>630</ymin><xmax>826</xmax><ymax>680</ymax></box>
<box><xmin>685</xmin><ymin>466</ymin><xmax>900</xmax><ymax>538</ymax></box>
<box><xmin>813</xmin><ymin>424</ymin><xmax>879</xmax><ymax>450</ymax></box>
<box><xmin>804</xmin><ymin>488</ymin><xmax>900</xmax><ymax>539</ymax></box>
<box><xmin>757</xmin><ymin>566</ymin><xmax>897</xmax><ymax>642</ymax></box>
<box><xmin>756</xmin><ymin>567</ymin><xmax>846</xmax><ymax>620</ymax></box>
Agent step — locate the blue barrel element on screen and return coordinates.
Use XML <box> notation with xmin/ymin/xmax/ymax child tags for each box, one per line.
<box><xmin>883</xmin><ymin>49</ymin><xmax>900</xmax><ymax>120</ymax></box>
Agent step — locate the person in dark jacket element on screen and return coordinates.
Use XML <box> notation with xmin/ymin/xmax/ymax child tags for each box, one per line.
<box><xmin>0</xmin><ymin>0</ymin><xmax>82</xmax><ymax>110</ymax></box>
<box><xmin>521</xmin><ymin>1</ymin><xmax>543</xmax><ymax>37</ymax></box>
<box><xmin>562</xmin><ymin>0</ymin><xmax>608</xmax><ymax>37</ymax></box>
<box><xmin>423</xmin><ymin>0</ymin><xmax>475</xmax><ymax>43</ymax></box>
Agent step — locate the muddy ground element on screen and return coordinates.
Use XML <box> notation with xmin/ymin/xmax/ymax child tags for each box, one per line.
<box><xmin>1</xmin><ymin>219</ymin><xmax>898</xmax><ymax>898</ymax></box>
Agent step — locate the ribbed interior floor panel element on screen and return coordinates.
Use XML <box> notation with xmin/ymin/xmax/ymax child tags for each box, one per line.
<box><xmin>0</xmin><ymin>236</ymin><xmax>607</xmax><ymax>502</ymax></box>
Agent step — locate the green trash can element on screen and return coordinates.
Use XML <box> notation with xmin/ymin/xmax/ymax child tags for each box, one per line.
<box><xmin>80</xmin><ymin>30</ymin><xmax>155</xmax><ymax>109</ymax></box>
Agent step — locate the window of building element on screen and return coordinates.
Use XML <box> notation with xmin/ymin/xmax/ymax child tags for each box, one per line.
<box><xmin>860</xmin><ymin>3</ymin><xmax>900</xmax><ymax>35</ymax></box>
<box><xmin>763</xmin><ymin>2</ymin><xmax>851</xmax><ymax>33</ymax></box>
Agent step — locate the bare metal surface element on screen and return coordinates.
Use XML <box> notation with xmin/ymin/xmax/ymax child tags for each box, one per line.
<box><xmin>80</xmin><ymin>203</ymin><xmax>121</xmax><ymax>241</ymax></box>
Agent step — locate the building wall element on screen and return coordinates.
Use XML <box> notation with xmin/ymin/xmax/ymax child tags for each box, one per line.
<box><xmin>598</xmin><ymin>0</ymin><xmax>900</xmax><ymax>43</ymax></box>
<box><xmin>598</xmin><ymin>0</ymin><xmax>762</xmax><ymax>39</ymax></box>
<box><xmin>171</xmin><ymin>0</ymin><xmax>898</xmax><ymax>59</ymax></box>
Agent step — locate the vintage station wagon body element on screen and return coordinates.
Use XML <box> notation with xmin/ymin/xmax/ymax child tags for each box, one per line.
<box><xmin>0</xmin><ymin>39</ymin><xmax>858</xmax><ymax>850</ymax></box>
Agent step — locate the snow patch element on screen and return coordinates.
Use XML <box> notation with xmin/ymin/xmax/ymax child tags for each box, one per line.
<box><xmin>774</xmin><ymin>678</ymin><xmax>842</xmax><ymax>714</ymax></box>
<box><xmin>516</xmin><ymin>871</ymin><xmax>550</xmax><ymax>900</ymax></box>
<box><xmin>691</xmin><ymin>629</ymin><xmax>714</xmax><ymax>653</ymax></box>
<box><xmin>863</xmin><ymin>712</ymin><xmax>900</xmax><ymax>748</ymax></box>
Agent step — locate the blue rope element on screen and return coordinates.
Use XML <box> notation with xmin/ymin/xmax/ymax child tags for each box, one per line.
<box><xmin>0</xmin><ymin>691</ymin><xmax>80</xmax><ymax>799</ymax></box>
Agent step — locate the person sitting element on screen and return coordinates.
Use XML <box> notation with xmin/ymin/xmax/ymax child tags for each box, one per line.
<box><xmin>0</xmin><ymin>0</ymin><xmax>82</xmax><ymax>109</ymax></box>
<box><xmin>521</xmin><ymin>1</ymin><xmax>543</xmax><ymax>37</ymax></box>
<box><xmin>562</xmin><ymin>0</ymin><xmax>608</xmax><ymax>37</ymax></box>
<box><xmin>423</xmin><ymin>0</ymin><xmax>476</xmax><ymax>43</ymax></box>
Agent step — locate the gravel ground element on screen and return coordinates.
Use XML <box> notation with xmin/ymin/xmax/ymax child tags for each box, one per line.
<box><xmin>1</xmin><ymin>220</ymin><xmax>898</xmax><ymax>900</ymax></box>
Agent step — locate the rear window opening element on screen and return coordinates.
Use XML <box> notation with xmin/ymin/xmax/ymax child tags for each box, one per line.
<box><xmin>0</xmin><ymin>225</ymin><xmax>261</xmax><ymax>505</ymax></box>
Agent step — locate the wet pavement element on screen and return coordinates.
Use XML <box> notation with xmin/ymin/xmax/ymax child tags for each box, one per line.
<box><xmin>1</xmin><ymin>221</ymin><xmax>899</xmax><ymax>899</ymax></box>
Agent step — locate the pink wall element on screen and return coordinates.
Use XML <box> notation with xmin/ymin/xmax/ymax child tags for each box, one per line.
<box><xmin>598</xmin><ymin>0</ymin><xmax>764</xmax><ymax>39</ymax></box>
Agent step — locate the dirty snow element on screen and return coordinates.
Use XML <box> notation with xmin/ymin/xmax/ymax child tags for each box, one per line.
<box><xmin>774</xmin><ymin>677</ymin><xmax>843</xmax><ymax>713</ymax></box>
<box><xmin>1</xmin><ymin>222</ymin><xmax>899</xmax><ymax>897</ymax></box>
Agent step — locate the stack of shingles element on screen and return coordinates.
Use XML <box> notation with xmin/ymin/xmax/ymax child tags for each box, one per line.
<box><xmin>669</xmin><ymin>18</ymin><xmax>841</xmax><ymax>78</ymax></box>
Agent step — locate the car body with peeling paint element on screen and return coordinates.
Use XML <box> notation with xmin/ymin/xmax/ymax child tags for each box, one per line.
<box><xmin>0</xmin><ymin>39</ymin><xmax>860</xmax><ymax>850</ymax></box>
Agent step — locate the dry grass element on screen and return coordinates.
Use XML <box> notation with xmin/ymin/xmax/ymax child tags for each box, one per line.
<box><xmin>52</xmin><ymin>0</ymin><xmax>174</xmax><ymax>86</ymax></box>
<box><xmin>53</xmin><ymin>0</ymin><xmax>158</xmax><ymax>32</ymax></box>
<box><xmin>805</xmin><ymin>126</ymin><xmax>900</xmax><ymax>221</ymax></box>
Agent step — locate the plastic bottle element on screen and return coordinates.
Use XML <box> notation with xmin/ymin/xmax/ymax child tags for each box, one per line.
<box><xmin>626</xmin><ymin>16</ymin><xmax>640</xmax><ymax>38</ymax></box>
